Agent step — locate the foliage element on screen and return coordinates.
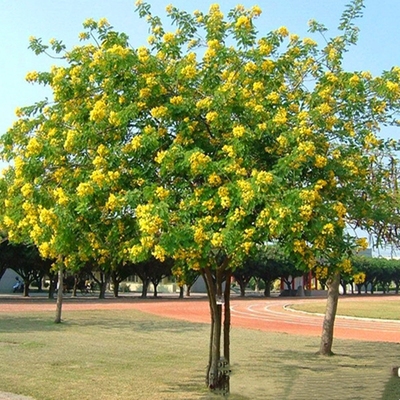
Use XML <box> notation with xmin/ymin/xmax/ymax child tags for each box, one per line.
<box><xmin>1</xmin><ymin>1</ymin><xmax>399</xmax><ymax>280</ymax></box>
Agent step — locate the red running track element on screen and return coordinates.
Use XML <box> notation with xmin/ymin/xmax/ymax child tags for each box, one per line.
<box><xmin>0</xmin><ymin>295</ymin><xmax>399</xmax><ymax>343</ymax></box>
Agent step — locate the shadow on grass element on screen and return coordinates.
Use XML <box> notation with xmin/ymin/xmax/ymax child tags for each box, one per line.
<box><xmin>0</xmin><ymin>311</ymin><xmax>208</xmax><ymax>335</ymax></box>
<box><xmin>381</xmin><ymin>376</ymin><xmax>400</xmax><ymax>400</ymax></box>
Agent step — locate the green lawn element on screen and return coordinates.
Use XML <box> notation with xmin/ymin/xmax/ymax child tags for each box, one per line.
<box><xmin>0</xmin><ymin>307</ymin><xmax>399</xmax><ymax>399</ymax></box>
<box><xmin>291</xmin><ymin>298</ymin><xmax>400</xmax><ymax>320</ymax></box>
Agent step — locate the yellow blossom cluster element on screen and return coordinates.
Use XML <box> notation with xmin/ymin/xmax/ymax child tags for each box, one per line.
<box><xmin>90</xmin><ymin>99</ymin><xmax>107</xmax><ymax>122</ymax></box>
<box><xmin>189</xmin><ymin>151</ymin><xmax>211</xmax><ymax>174</ymax></box>
<box><xmin>353</xmin><ymin>272</ymin><xmax>366</xmax><ymax>285</ymax></box>
<box><xmin>237</xmin><ymin>180</ymin><xmax>254</xmax><ymax>205</ymax></box>
<box><xmin>218</xmin><ymin>186</ymin><xmax>231</xmax><ymax>208</ymax></box>
<box><xmin>136</xmin><ymin>204</ymin><xmax>163</xmax><ymax>235</ymax></box>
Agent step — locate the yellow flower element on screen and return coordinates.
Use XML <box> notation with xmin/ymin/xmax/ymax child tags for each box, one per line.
<box><xmin>53</xmin><ymin>187</ymin><xmax>69</xmax><ymax>206</ymax></box>
<box><xmin>76</xmin><ymin>182</ymin><xmax>94</xmax><ymax>197</ymax></box>
<box><xmin>303</xmin><ymin>38</ymin><xmax>317</xmax><ymax>46</ymax></box>
<box><xmin>25</xmin><ymin>71</ymin><xmax>39</xmax><ymax>82</ymax></box>
<box><xmin>189</xmin><ymin>151</ymin><xmax>211</xmax><ymax>174</ymax></box>
<box><xmin>211</xmin><ymin>232</ymin><xmax>223</xmax><ymax>247</ymax></box>
<box><xmin>130</xmin><ymin>135</ymin><xmax>142</xmax><ymax>151</ymax></box>
<box><xmin>222</xmin><ymin>145</ymin><xmax>235</xmax><ymax>157</ymax></box>
<box><xmin>137</xmin><ymin>46</ymin><xmax>149</xmax><ymax>62</ymax></box>
<box><xmin>254</xmin><ymin>171</ymin><xmax>273</xmax><ymax>185</ymax></box>
<box><xmin>206</xmin><ymin>111</ymin><xmax>218</xmax><ymax>122</ymax></box>
<box><xmin>349</xmin><ymin>74</ymin><xmax>360</xmax><ymax>86</ymax></box>
<box><xmin>253</xmin><ymin>81</ymin><xmax>264</xmax><ymax>92</ymax></box>
<box><xmin>196</xmin><ymin>97</ymin><xmax>212</xmax><ymax>109</ymax></box>
<box><xmin>26</xmin><ymin>137</ymin><xmax>42</xmax><ymax>156</ymax></box>
<box><xmin>208</xmin><ymin>173</ymin><xmax>222</xmax><ymax>186</ymax></box>
<box><xmin>150</xmin><ymin>106</ymin><xmax>168</xmax><ymax>119</ymax></box>
<box><xmin>155</xmin><ymin>150</ymin><xmax>167</xmax><ymax>164</ymax></box>
<box><xmin>236</xmin><ymin>16</ymin><xmax>251</xmax><ymax>29</ymax></box>
<box><xmin>251</xmin><ymin>5</ymin><xmax>262</xmax><ymax>16</ymax></box>
<box><xmin>152</xmin><ymin>245</ymin><xmax>167</xmax><ymax>262</ymax></box>
<box><xmin>276</xmin><ymin>26</ymin><xmax>289</xmax><ymax>37</ymax></box>
<box><xmin>267</xmin><ymin>92</ymin><xmax>280</xmax><ymax>103</ymax></box>
<box><xmin>314</xmin><ymin>155</ymin><xmax>327</xmax><ymax>168</ymax></box>
<box><xmin>353</xmin><ymin>272</ymin><xmax>366</xmax><ymax>285</ymax></box>
<box><xmin>155</xmin><ymin>186</ymin><xmax>170</xmax><ymax>200</ymax></box>
<box><xmin>356</xmin><ymin>237</ymin><xmax>368</xmax><ymax>251</ymax></box>
<box><xmin>21</xmin><ymin>183</ymin><xmax>33</xmax><ymax>198</ymax></box>
<box><xmin>163</xmin><ymin>32</ymin><xmax>175</xmax><ymax>43</ymax></box>
<box><xmin>273</xmin><ymin>108</ymin><xmax>287</xmax><ymax>125</ymax></box>
<box><xmin>170</xmin><ymin>95</ymin><xmax>184</xmax><ymax>105</ymax></box>
<box><xmin>321</xmin><ymin>223</ymin><xmax>335</xmax><ymax>236</ymax></box>
<box><xmin>232</xmin><ymin>125</ymin><xmax>245</xmax><ymax>138</ymax></box>
<box><xmin>90</xmin><ymin>99</ymin><xmax>107</xmax><ymax>122</ymax></box>
<box><xmin>218</xmin><ymin>187</ymin><xmax>231</xmax><ymax>208</ymax></box>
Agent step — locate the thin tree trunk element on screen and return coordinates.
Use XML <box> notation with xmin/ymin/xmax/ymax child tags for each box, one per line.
<box><xmin>179</xmin><ymin>285</ymin><xmax>184</xmax><ymax>299</ymax></box>
<box><xmin>23</xmin><ymin>280</ymin><xmax>29</xmax><ymax>297</ymax></box>
<box><xmin>203</xmin><ymin>267</ymin><xmax>221</xmax><ymax>389</ymax></box>
<box><xmin>224</xmin><ymin>270</ymin><xmax>231</xmax><ymax>362</ymax></box>
<box><xmin>141</xmin><ymin>278</ymin><xmax>149</xmax><ymax>298</ymax></box>
<box><xmin>238</xmin><ymin>280</ymin><xmax>246</xmax><ymax>297</ymax></box>
<box><xmin>263</xmin><ymin>279</ymin><xmax>271</xmax><ymax>297</ymax></box>
<box><xmin>318</xmin><ymin>270</ymin><xmax>340</xmax><ymax>355</ymax></box>
<box><xmin>113</xmin><ymin>282</ymin><xmax>119</xmax><ymax>297</ymax></box>
<box><xmin>55</xmin><ymin>265</ymin><xmax>64</xmax><ymax>324</ymax></box>
<box><xmin>153</xmin><ymin>282</ymin><xmax>158</xmax><ymax>297</ymax></box>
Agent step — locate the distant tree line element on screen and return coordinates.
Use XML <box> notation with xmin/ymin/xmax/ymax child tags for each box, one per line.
<box><xmin>2</xmin><ymin>239</ymin><xmax>400</xmax><ymax>298</ymax></box>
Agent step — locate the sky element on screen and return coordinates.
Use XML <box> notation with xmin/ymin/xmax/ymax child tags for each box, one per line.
<box><xmin>1</xmin><ymin>0</ymin><xmax>400</xmax><ymax>142</ymax></box>
<box><xmin>1</xmin><ymin>0</ymin><xmax>400</xmax><ymax>255</ymax></box>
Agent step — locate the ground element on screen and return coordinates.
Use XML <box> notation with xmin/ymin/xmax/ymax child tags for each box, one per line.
<box><xmin>0</xmin><ymin>293</ymin><xmax>398</xmax><ymax>343</ymax></box>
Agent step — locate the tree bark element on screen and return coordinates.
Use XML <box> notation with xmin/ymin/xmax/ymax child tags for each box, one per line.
<box><xmin>318</xmin><ymin>270</ymin><xmax>340</xmax><ymax>355</ymax></box>
<box><xmin>263</xmin><ymin>279</ymin><xmax>271</xmax><ymax>297</ymax></box>
<box><xmin>141</xmin><ymin>278</ymin><xmax>150</xmax><ymax>298</ymax></box>
<box><xmin>203</xmin><ymin>265</ymin><xmax>230</xmax><ymax>395</ymax></box>
<box><xmin>54</xmin><ymin>265</ymin><xmax>64</xmax><ymax>324</ymax></box>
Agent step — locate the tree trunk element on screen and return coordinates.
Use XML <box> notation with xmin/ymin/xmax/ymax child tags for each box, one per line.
<box><xmin>318</xmin><ymin>270</ymin><xmax>340</xmax><ymax>355</ymax></box>
<box><xmin>153</xmin><ymin>281</ymin><xmax>159</xmax><ymax>297</ymax></box>
<box><xmin>141</xmin><ymin>278</ymin><xmax>150</xmax><ymax>298</ymax></box>
<box><xmin>186</xmin><ymin>284</ymin><xmax>192</xmax><ymax>297</ymax></box>
<box><xmin>263</xmin><ymin>279</ymin><xmax>271</xmax><ymax>297</ymax></box>
<box><xmin>23</xmin><ymin>280</ymin><xmax>29</xmax><ymax>297</ymax></box>
<box><xmin>203</xmin><ymin>265</ymin><xmax>230</xmax><ymax>395</ymax></box>
<box><xmin>179</xmin><ymin>286</ymin><xmax>184</xmax><ymax>299</ymax></box>
<box><xmin>54</xmin><ymin>266</ymin><xmax>64</xmax><ymax>324</ymax></box>
<box><xmin>99</xmin><ymin>281</ymin><xmax>107</xmax><ymax>299</ymax></box>
<box><xmin>48</xmin><ymin>277</ymin><xmax>56</xmax><ymax>299</ymax></box>
<box><xmin>113</xmin><ymin>282</ymin><xmax>119</xmax><ymax>297</ymax></box>
<box><xmin>238</xmin><ymin>280</ymin><xmax>246</xmax><ymax>297</ymax></box>
<box><xmin>72</xmin><ymin>275</ymin><xmax>78</xmax><ymax>297</ymax></box>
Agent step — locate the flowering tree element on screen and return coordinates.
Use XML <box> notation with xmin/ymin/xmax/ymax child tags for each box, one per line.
<box><xmin>1</xmin><ymin>0</ymin><xmax>400</xmax><ymax>393</ymax></box>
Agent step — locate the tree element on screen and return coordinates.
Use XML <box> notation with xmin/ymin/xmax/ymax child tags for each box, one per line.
<box><xmin>172</xmin><ymin>264</ymin><xmax>200</xmax><ymax>298</ymax></box>
<box><xmin>232</xmin><ymin>260</ymin><xmax>254</xmax><ymax>297</ymax></box>
<box><xmin>0</xmin><ymin>240</ymin><xmax>53</xmax><ymax>297</ymax></box>
<box><xmin>247</xmin><ymin>245</ymin><xmax>294</xmax><ymax>297</ymax></box>
<box><xmin>1</xmin><ymin>0</ymin><xmax>400</xmax><ymax>392</ymax></box>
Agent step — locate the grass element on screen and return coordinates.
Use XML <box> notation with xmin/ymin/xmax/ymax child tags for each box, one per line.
<box><xmin>290</xmin><ymin>298</ymin><xmax>400</xmax><ymax>320</ymax></box>
<box><xmin>0</xmin><ymin>306</ymin><xmax>399</xmax><ymax>399</ymax></box>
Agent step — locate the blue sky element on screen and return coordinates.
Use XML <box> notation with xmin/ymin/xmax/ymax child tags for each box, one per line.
<box><xmin>1</xmin><ymin>0</ymin><xmax>400</xmax><ymax>143</ymax></box>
